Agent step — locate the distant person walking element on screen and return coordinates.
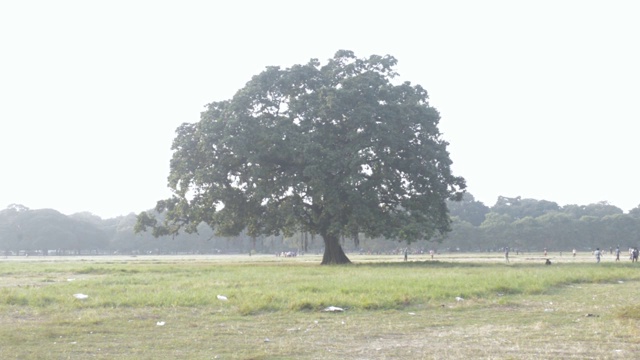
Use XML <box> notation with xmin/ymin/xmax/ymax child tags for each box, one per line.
<box><xmin>573</xmin><ymin>248</ymin><xmax>576</xmax><ymax>257</ymax></box>
<box><xmin>594</xmin><ymin>248</ymin><xmax>601</xmax><ymax>263</ymax></box>
<box><xmin>633</xmin><ymin>248</ymin><xmax>639</xmax><ymax>263</ymax></box>
<box><xmin>504</xmin><ymin>247</ymin><xmax>510</xmax><ymax>263</ymax></box>
<box><xmin>404</xmin><ymin>248</ymin><xmax>408</xmax><ymax>262</ymax></box>
<box><xmin>615</xmin><ymin>246</ymin><xmax>620</xmax><ymax>261</ymax></box>
<box><xmin>544</xmin><ymin>248</ymin><xmax>548</xmax><ymax>257</ymax></box>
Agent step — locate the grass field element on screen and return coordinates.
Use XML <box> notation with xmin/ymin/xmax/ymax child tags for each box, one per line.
<box><xmin>1</xmin><ymin>252</ymin><xmax>639</xmax><ymax>359</ymax></box>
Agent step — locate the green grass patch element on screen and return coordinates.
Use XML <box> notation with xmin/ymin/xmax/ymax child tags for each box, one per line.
<box><xmin>1</xmin><ymin>260</ymin><xmax>639</xmax><ymax>313</ymax></box>
<box><xmin>1</xmin><ymin>254</ymin><xmax>640</xmax><ymax>359</ymax></box>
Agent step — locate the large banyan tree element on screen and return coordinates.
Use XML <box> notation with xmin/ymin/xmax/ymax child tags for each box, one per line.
<box><xmin>136</xmin><ymin>50</ymin><xmax>466</xmax><ymax>264</ymax></box>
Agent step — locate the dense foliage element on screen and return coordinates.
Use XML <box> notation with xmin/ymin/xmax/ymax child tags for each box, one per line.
<box><xmin>135</xmin><ymin>50</ymin><xmax>466</xmax><ymax>264</ymax></box>
<box><xmin>443</xmin><ymin>197</ymin><xmax>640</xmax><ymax>252</ymax></box>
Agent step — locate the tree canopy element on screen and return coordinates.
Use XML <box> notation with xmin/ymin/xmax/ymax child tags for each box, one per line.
<box><xmin>0</xmin><ymin>207</ymin><xmax>108</xmax><ymax>253</ymax></box>
<box><xmin>136</xmin><ymin>50</ymin><xmax>466</xmax><ymax>264</ymax></box>
<box><xmin>447</xmin><ymin>193</ymin><xmax>490</xmax><ymax>226</ymax></box>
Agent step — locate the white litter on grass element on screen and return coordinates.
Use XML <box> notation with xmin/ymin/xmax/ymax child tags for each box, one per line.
<box><xmin>67</xmin><ymin>278</ymin><xmax>76</xmax><ymax>282</ymax></box>
<box><xmin>323</xmin><ymin>306</ymin><xmax>344</xmax><ymax>312</ymax></box>
<box><xmin>217</xmin><ymin>295</ymin><xmax>228</xmax><ymax>301</ymax></box>
<box><xmin>264</xmin><ymin>338</ymin><xmax>270</xmax><ymax>342</ymax></box>
<box><xmin>408</xmin><ymin>312</ymin><xmax>416</xmax><ymax>315</ymax></box>
<box><xmin>73</xmin><ymin>293</ymin><xmax>88</xmax><ymax>300</ymax></box>
<box><xmin>455</xmin><ymin>297</ymin><xmax>464</xmax><ymax>302</ymax></box>
<box><xmin>618</xmin><ymin>281</ymin><xmax>624</xmax><ymax>284</ymax></box>
<box><xmin>156</xmin><ymin>321</ymin><xmax>165</xmax><ymax>326</ymax></box>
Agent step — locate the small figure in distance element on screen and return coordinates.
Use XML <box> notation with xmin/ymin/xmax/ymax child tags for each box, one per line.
<box><xmin>615</xmin><ymin>246</ymin><xmax>620</xmax><ymax>262</ymax></box>
<box><xmin>404</xmin><ymin>247</ymin><xmax>408</xmax><ymax>262</ymax></box>
<box><xmin>504</xmin><ymin>246</ymin><xmax>510</xmax><ymax>263</ymax></box>
<box><xmin>544</xmin><ymin>248</ymin><xmax>548</xmax><ymax>257</ymax></box>
<box><xmin>545</xmin><ymin>259</ymin><xmax>552</xmax><ymax>265</ymax></box>
<box><xmin>594</xmin><ymin>248</ymin><xmax>601</xmax><ymax>263</ymax></box>
<box><xmin>573</xmin><ymin>248</ymin><xmax>576</xmax><ymax>257</ymax></box>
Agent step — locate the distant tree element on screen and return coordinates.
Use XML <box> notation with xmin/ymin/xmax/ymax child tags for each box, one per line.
<box><xmin>629</xmin><ymin>205</ymin><xmax>640</xmax><ymax>218</ymax></box>
<box><xmin>69</xmin><ymin>212</ymin><xmax>104</xmax><ymax>225</ymax></box>
<box><xmin>563</xmin><ymin>201</ymin><xmax>623</xmax><ymax>219</ymax></box>
<box><xmin>511</xmin><ymin>216</ymin><xmax>543</xmax><ymax>250</ymax></box>
<box><xmin>7</xmin><ymin>204</ymin><xmax>29</xmax><ymax>212</ymax></box>
<box><xmin>561</xmin><ymin>204</ymin><xmax>586</xmax><ymax>218</ymax></box>
<box><xmin>447</xmin><ymin>193</ymin><xmax>489</xmax><ymax>226</ymax></box>
<box><xmin>0</xmin><ymin>208</ymin><xmax>108</xmax><ymax>254</ymax></box>
<box><xmin>439</xmin><ymin>217</ymin><xmax>484</xmax><ymax>251</ymax></box>
<box><xmin>136</xmin><ymin>50</ymin><xmax>466</xmax><ymax>264</ymax></box>
<box><xmin>479</xmin><ymin>212</ymin><xmax>513</xmax><ymax>250</ymax></box>
<box><xmin>576</xmin><ymin>215</ymin><xmax>602</xmax><ymax>250</ymax></box>
<box><xmin>600</xmin><ymin>214</ymin><xmax>640</xmax><ymax>246</ymax></box>
<box><xmin>491</xmin><ymin>196</ymin><xmax>559</xmax><ymax>219</ymax></box>
<box><xmin>0</xmin><ymin>217</ymin><xmax>18</xmax><ymax>255</ymax></box>
<box><xmin>491</xmin><ymin>196</ymin><xmax>522</xmax><ymax>217</ymax></box>
<box><xmin>536</xmin><ymin>212</ymin><xmax>576</xmax><ymax>250</ymax></box>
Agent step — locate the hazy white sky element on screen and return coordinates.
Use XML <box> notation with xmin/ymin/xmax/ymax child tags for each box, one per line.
<box><xmin>1</xmin><ymin>1</ymin><xmax>639</xmax><ymax>218</ymax></box>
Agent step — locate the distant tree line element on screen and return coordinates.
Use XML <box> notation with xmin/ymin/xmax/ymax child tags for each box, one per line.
<box><xmin>442</xmin><ymin>194</ymin><xmax>640</xmax><ymax>253</ymax></box>
<box><xmin>1</xmin><ymin>196</ymin><xmax>639</xmax><ymax>256</ymax></box>
<box><xmin>0</xmin><ymin>204</ymin><xmax>320</xmax><ymax>256</ymax></box>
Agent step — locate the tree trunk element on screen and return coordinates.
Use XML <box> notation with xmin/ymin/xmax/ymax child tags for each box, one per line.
<box><xmin>321</xmin><ymin>233</ymin><xmax>351</xmax><ymax>265</ymax></box>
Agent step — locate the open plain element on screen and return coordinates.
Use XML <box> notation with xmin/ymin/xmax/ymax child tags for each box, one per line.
<box><xmin>1</xmin><ymin>252</ymin><xmax>639</xmax><ymax>359</ymax></box>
